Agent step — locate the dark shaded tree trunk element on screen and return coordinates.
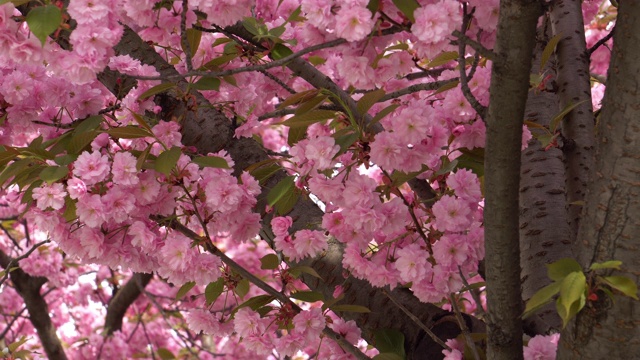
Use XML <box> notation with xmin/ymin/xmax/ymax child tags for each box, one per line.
<box><xmin>484</xmin><ymin>1</ymin><xmax>541</xmax><ymax>359</ymax></box>
<box><xmin>519</xmin><ymin>22</ymin><xmax>571</xmax><ymax>334</ymax></box>
<box><xmin>557</xmin><ymin>1</ymin><xmax>640</xmax><ymax>358</ymax></box>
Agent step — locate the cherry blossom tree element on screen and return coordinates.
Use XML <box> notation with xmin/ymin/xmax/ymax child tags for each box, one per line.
<box><xmin>0</xmin><ymin>1</ymin><xmax>635</xmax><ymax>360</ymax></box>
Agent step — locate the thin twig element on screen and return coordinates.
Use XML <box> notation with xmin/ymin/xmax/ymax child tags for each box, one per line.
<box><xmin>180</xmin><ymin>0</ymin><xmax>193</xmax><ymax>72</ymax></box>
<box><xmin>381</xmin><ymin>288</ymin><xmax>451</xmax><ymax>351</ymax></box>
<box><xmin>588</xmin><ymin>25</ymin><xmax>615</xmax><ymax>55</ymax></box>
<box><xmin>458</xmin><ymin>267</ymin><xmax>486</xmax><ymax>319</ymax></box>
<box><xmin>456</xmin><ymin>5</ymin><xmax>487</xmax><ymax>120</ymax></box>
<box><xmin>449</xmin><ymin>294</ymin><xmax>481</xmax><ymax>360</ymax></box>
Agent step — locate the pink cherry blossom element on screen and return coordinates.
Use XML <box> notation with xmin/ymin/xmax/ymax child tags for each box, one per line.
<box><xmin>32</xmin><ymin>183</ymin><xmax>67</xmax><ymax>210</ymax></box>
<box><xmin>73</xmin><ymin>150</ymin><xmax>111</xmax><ymax>185</ymax></box>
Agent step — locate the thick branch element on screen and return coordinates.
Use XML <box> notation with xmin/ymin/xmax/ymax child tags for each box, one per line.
<box><xmin>484</xmin><ymin>1</ymin><xmax>541</xmax><ymax>360</ymax></box>
<box><xmin>105</xmin><ymin>272</ymin><xmax>153</xmax><ymax>335</ymax></box>
<box><xmin>0</xmin><ymin>249</ymin><xmax>68</xmax><ymax>360</ymax></box>
<box><xmin>549</xmin><ymin>0</ymin><xmax>596</xmax><ymax>242</ymax></box>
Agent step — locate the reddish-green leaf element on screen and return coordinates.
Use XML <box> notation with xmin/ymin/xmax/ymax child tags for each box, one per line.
<box><xmin>39</xmin><ymin>166</ymin><xmax>68</xmax><ymax>184</ymax></box>
<box><xmin>107</xmin><ymin>126</ymin><xmax>153</xmax><ymax>139</ymax></box>
<box><xmin>192</xmin><ymin>155</ymin><xmax>229</xmax><ymax>169</ymax></box>
<box><xmin>205</xmin><ymin>278</ymin><xmax>225</xmax><ymax>305</ymax></box>
<box><xmin>260</xmin><ymin>254</ymin><xmax>280</xmax><ymax>270</ymax></box>
<box><xmin>192</xmin><ymin>77</ymin><xmax>221</xmax><ymax>91</ymax></box>
<box><xmin>138</xmin><ymin>83</ymin><xmax>176</xmax><ymax>100</ymax></box>
<box><xmin>235</xmin><ymin>278</ymin><xmax>250</xmax><ymax>299</ymax></box>
<box><xmin>290</xmin><ymin>291</ymin><xmax>324</xmax><ymax>302</ymax></box>
<box><xmin>523</xmin><ymin>281</ymin><xmax>562</xmax><ymax>318</ymax></box>
<box><xmin>330</xmin><ymin>304</ymin><xmax>371</xmax><ymax>313</ymax></box>
<box><xmin>392</xmin><ymin>0</ymin><xmax>419</xmax><ymax>22</ymax></box>
<box><xmin>540</xmin><ymin>33</ymin><xmax>562</xmax><ymax>72</ymax></box>
<box><xmin>154</xmin><ymin>146</ymin><xmax>182</xmax><ymax>176</ymax></box>
<box><xmin>357</xmin><ymin>89</ymin><xmax>386</xmax><ymax>115</ymax></box>
<box><xmin>271</xmin><ymin>43</ymin><xmax>294</xmax><ymax>60</ymax></box>
<box><xmin>175</xmin><ymin>281</ymin><xmax>196</xmax><ymax>300</ymax></box>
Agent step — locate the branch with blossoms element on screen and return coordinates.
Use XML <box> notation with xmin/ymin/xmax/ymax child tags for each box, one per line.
<box><xmin>456</xmin><ymin>4</ymin><xmax>488</xmax><ymax>120</ymax></box>
<box><xmin>152</xmin><ymin>215</ymin><xmax>371</xmax><ymax>360</ymax></box>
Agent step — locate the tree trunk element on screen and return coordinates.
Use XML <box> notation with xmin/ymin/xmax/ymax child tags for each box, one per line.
<box><xmin>520</xmin><ymin>22</ymin><xmax>571</xmax><ymax>334</ymax></box>
<box><xmin>484</xmin><ymin>1</ymin><xmax>541</xmax><ymax>359</ymax></box>
<box><xmin>557</xmin><ymin>1</ymin><xmax>640</xmax><ymax>358</ymax></box>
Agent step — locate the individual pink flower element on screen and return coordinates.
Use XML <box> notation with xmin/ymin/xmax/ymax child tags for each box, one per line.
<box><xmin>442</xmin><ymin>338</ymin><xmax>464</xmax><ymax>360</ymax></box>
<box><xmin>160</xmin><ymin>234</ymin><xmax>194</xmax><ymax>272</ymax></box>
<box><xmin>291</xmin><ymin>230</ymin><xmax>327</xmax><ymax>260</ymax></box>
<box><xmin>432</xmin><ymin>195</ymin><xmax>472</xmax><ymax>232</ymax></box>
<box><xmin>292</xmin><ymin>308</ymin><xmax>325</xmax><ymax>340</ymax></box>
<box><xmin>32</xmin><ymin>183</ymin><xmax>67</xmax><ymax>210</ymax></box>
<box><xmin>334</xmin><ymin>6</ymin><xmax>375</xmax><ymax>42</ymax></box>
<box><xmin>395</xmin><ymin>243</ymin><xmax>431</xmax><ymax>283</ymax></box>
<box><xmin>369</xmin><ymin>132</ymin><xmax>404</xmax><ymax>171</ymax></box>
<box><xmin>271</xmin><ymin>216</ymin><xmax>293</xmax><ymax>237</ymax></box>
<box><xmin>523</xmin><ymin>334</ymin><xmax>560</xmax><ymax>360</ymax></box>
<box><xmin>234</xmin><ymin>307</ymin><xmax>266</xmax><ymax>337</ymax></box>
<box><xmin>76</xmin><ymin>194</ymin><xmax>105</xmax><ymax>228</ymax></box>
<box><xmin>411</xmin><ymin>1</ymin><xmax>460</xmax><ymax>44</ymax></box>
<box><xmin>111</xmin><ymin>151</ymin><xmax>139</xmax><ymax>185</ymax></box>
<box><xmin>73</xmin><ymin>150</ymin><xmax>111</xmax><ymax>185</ymax></box>
<box><xmin>336</xmin><ymin>55</ymin><xmax>376</xmax><ymax>90</ymax></box>
<box><xmin>446</xmin><ymin>169</ymin><xmax>482</xmax><ymax>203</ymax></box>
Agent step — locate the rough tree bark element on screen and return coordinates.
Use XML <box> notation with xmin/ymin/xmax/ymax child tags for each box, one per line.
<box><xmin>557</xmin><ymin>0</ymin><xmax>640</xmax><ymax>358</ymax></box>
<box><xmin>519</xmin><ymin>22</ymin><xmax>571</xmax><ymax>334</ymax></box>
<box><xmin>549</xmin><ymin>0</ymin><xmax>596</xmax><ymax>242</ymax></box>
<box><xmin>484</xmin><ymin>1</ymin><xmax>541</xmax><ymax>359</ymax></box>
<box><xmin>0</xmin><ymin>250</ymin><xmax>67</xmax><ymax>360</ymax></box>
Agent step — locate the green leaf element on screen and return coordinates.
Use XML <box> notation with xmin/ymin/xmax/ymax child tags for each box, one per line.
<box><xmin>192</xmin><ymin>155</ymin><xmax>230</xmax><ymax>169</ymax></box>
<box><xmin>275</xmin><ymin>187</ymin><xmax>299</xmax><ymax>215</ymax></box>
<box><xmin>278</xmin><ymin>89</ymin><xmax>320</xmax><ymax>109</ymax></box>
<box><xmin>192</xmin><ymin>77</ymin><xmax>221</xmax><ymax>91</ymax></box>
<box><xmin>370</xmin><ymin>104</ymin><xmax>399</xmax><ymax>129</ymax></box>
<box><xmin>156</xmin><ymin>348</ymin><xmax>177</xmax><ymax>360</ymax></box>
<box><xmin>155</xmin><ymin>146</ymin><xmax>182</xmax><ymax>176</ymax></box>
<box><xmin>454</xmin><ymin>148</ymin><xmax>485</xmax><ymax>177</ymax></box>
<box><xmin>540</xmin><ymin>33</ymin><xmax>562</xmax><ymax>72</ymax></box>
<box><xmin>556</xmin><ymin>292</ymin><xmax>585</xmax><ymax>328</ymax></box>
<box><xmin>39</xmin><ymin>166</ymin><xmax>68</xmax><ymax>184</ymax></box>
<box><xmin>271</xmin><ymin>43</ymin><xmax>294</xmax><ymax>60</ymax></box>
<box><xmin>287</xmin><ymin>125</ymin><xmax>307</xmax><ymax>146</ymax></box>
<box><xmin>523</xmin><ymin>281</ymin><xmax>562</xmax><ymax>318</ymax></box>
<box><xmin>0</xmin><ymin>158</ymin><xmax>33</xmax><ymax>187</ymax></box>
<box><xmin>308</xmin><ymin>55</ymin><xmax>326</xmax><ymax>66</ymax></box>
<box><xmin>260</xmin><ymin>254</ymin><xmax>280</xmax><ymax>270</ymax></box>
<box><xmin>232</xmin><ymin>295</ymin><xmax>276</xmax><ymax>315</ymax></box>
<box><xmin>54</xmin><ymin>154</ymin><xmax>77</xmax><ymax>166</ymax></box>
<box><xmin>234</xmin><ymin>278</ymin><xmax>250</xmax><ymax>299</ymax></box>
<box><xmin>549</xmin><ymin>100</ymin><xmax>589</xmax><ymax>133</ymax></box>
<box><xmin>266</xmin><ymin>176</ymin><xmax>295</xmax><ymax>208</ymax></box>
<box><xmin>205</xmin><ymin>278</ymin><xmax>225</xmax><ymax>305</ymax></box>
<box><xmin>129</xmin><ymin>112</ymin><xmax>153</xmax><ymax>132</ymax></box>
<box><xmin>8</xmin><ymin>336</ymin><xmax>28</xmax><ymax>353</ymax></box>
<box><xmin>330</xmin><ymin>304</ymin><xmax>371</xmax><ymax>313</ymax></box>
<box><xmin>428</xmin><ymin>51</ymin><xmax>459</xmax><ymax>68</ymax></box>
<box><xmin>430</xmin><ymin>80</ymin><xmax>460</xmax><ymax>96</ymax></box>
<box><xmin>107</xmin><ymin>126</ymin><xmax>153</xmax><ymax>139</ymax></box>
<box><xmin>280</xmin><ymin>110</ymin><xmax>337</xmax><ymax>128</ymax></box>
<box><xmin>547</xmin><ymin>258</ymin><xmax>583</xmax><ymax>281</ymax></box>
<box><xmin>138</xmin><ymin>83</ymin><xmax>176</xmax><ymax>100</ymax></box>
<box><xmin>334</xmin><ymin>132</ymin><xmax>359</xmax><ymax>155</ymax></box>
<box><xmin>290</xmin><ymin>291</ymin><xmax>325</xmax><ymax>302</ymax></box>
<box><xmin>175</xmin><ymin>281</ymin><xmax>196</xmax><ymax>300</ymax></box>
<box><xmin>288</xmin><ymin>265</ymin><xmax>323</xmax><ymax>280</ymax></box>
<box><xmin>184</xmin><ymin>28</ymin><xmax>202</xmax><ymax>57</ymax></box>
<box><xmin>74</xmin><ymin>115</ymin><xmax>103</xmax><ymax>134</ymax></box>
<box><xmin>589</xmin><ymin>260</ymin><xmax>623</xmax><ymax>271</ymax></box>
<box><xmin>357</xmin><ymin>89</ymin><xmax>386</xmax><ymax>115</ymax></box>
<box><xmin>367</xmin><ymin>0</ymin><xmax>381</xmax><ymax>14</ymax></box>
<box><xmin>63</xmin><ymin>196</ymin><xmax>77</xmax><ymax>222</ymax></box>
<box><xmin>559</xmin><ymin>271</ymin><xmax>586</xmax><ymax>317</ymax></box>
<box><xmin>136</xmin><ymin>145</ymin><xmax>152</xmax><ymax>171</ymax></box>
<box><xmin>26</xmin><ymin>5</ymin><xmax>61</xmax><ymax>46</ymax></box>
<box><xmin>295</xmin><ymin>94</ymin><xmax>329</xmax><ymax>116</ymax></box>
<box><xmin>0</xmin><ymin>149</ymin><xmax>17</xmax><ymax>168</ymax></box>
<box><xmin>66</xmin><ymin>131</ymin><xmax>99</xmax><ymax>154</ymax></box>
<box><xmin>392</xmin><ymin>0</ymin><xmax>419</xmax><ymax>22</ymax></box>
<box><xmin>373</xmin><ymin>329</ymin><xmax>406</xmax><ymax>359</ymax></box>
<box><xmin>248</xmin><ymin>162</ymin><xmax>282</xmax><ymax>185</ymax></box>
<box><xmin>601</xmin><ymin>276</ymin><xmax>639</xmax><ymax>300</ymax></box>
